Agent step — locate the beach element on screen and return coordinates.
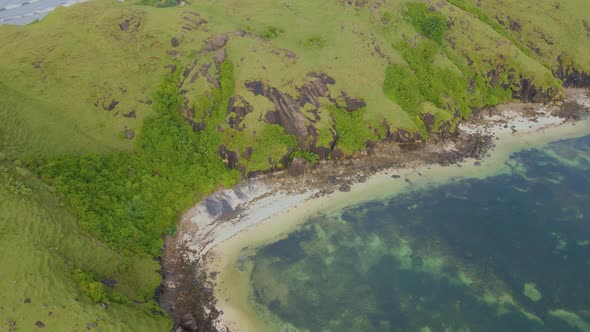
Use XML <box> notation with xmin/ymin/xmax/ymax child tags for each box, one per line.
<box><xmin>168</xmin><ymin>89</ymin><xmax>590</xmax><ymax>332</ymax></box>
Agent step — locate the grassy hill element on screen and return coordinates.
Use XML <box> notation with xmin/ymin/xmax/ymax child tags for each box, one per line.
<box><xmin>0</xmin><ymin>0</ymin><xmax>588</xmax><ymax>330</ymax></box>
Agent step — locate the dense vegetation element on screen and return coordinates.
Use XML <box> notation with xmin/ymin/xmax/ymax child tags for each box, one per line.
<box><xmin>32</xmin><ymin>65</ymin><xmax>239</xmax><ymax>255</ymax></box>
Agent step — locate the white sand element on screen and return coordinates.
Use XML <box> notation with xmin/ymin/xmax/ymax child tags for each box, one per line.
<box><xmin>176</xmin><ymin>97</ymin><xmax>590</xmax><ymax>332</ymax></box>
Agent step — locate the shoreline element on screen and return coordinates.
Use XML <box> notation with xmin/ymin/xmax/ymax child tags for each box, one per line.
<box><xmin>162</xmin><ymin>89</ymin><xmax>590</xmax><ymax>332</ymax></box>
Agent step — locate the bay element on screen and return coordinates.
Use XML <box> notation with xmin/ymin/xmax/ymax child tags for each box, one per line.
<box><xmin>249</xmin><ymin>134</ymin><xmax>590</xmax><ymax>332</ymax></box>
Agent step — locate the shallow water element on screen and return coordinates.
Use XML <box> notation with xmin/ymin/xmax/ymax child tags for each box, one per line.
<box><xmin>0</xmin><ymin>0</ymin><xmax>82</xmax><ymax>25</ymax></box>
<box><xmin>249</xmin><ymin>134</ymin><xmax>590</xmax><ymax>332</ymax></box>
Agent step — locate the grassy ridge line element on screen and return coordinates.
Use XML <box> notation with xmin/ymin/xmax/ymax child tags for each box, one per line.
<box><xmin>444</xmin><ymin>0</ymin><xmax>537</xmax><ymax>60</ymax></box>
<box><xmin>449</xmin><ymin>0</ymin><xmax>590</xmax><ymax>75</ymax></box>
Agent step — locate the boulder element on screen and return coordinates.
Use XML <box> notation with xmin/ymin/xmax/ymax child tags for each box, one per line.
<box><xmin>288</xmin><ymin>157</ymin><xmax>305</xmax><ymax>177</ymax></box>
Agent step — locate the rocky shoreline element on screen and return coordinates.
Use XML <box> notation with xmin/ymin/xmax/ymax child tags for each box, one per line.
<box><xmin>159</xmin><ymin>88</ymin><xmax>590</xmax><ymax>332</ymax></box>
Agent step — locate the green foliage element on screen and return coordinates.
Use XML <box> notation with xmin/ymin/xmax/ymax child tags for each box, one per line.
<box><xmin>246</xmin><ymin>124</ymin><xmax>298</xmax><ymax>172</ymax></box>
<box><xmin>258</xmin><ymin>124</ymin><xmax>298</xmax><ymax>148</ymax></box>
<box><xmin>290</xmin><ymin>150</ymin><xmax>320</xmax><ymax>166</ymax></box>
<box><xmin>153</xmin><ymin>68</ymin><xmax>184</xmax><ymax>114</ymax></box>
<box><xmin>381</xmin><ymin>11</ymin><xmax>394</xmax><ymax>24</ymax></box>
<box><xmin>71</xmin><ymin>268</ymin><xmax>132</xmax><ymax>304</ymax></box>
<box><xmin>140</xmin><ymin>0</ymin><xmax>178</xmax><ymax>8</ymax></box>
<box><xmin>34</xmin><ymin>65</ymin><xmax>239</xmax><ymax>255</ymax></box>
<box><xmin>329</xmin><ymin>107</ymin><xmax>376</xmax><ymax>154</ymax></box>
<box><xmin>72</xmin><ymin>269</ymin><xmax>108</xmax><ymax>304</ymax></box>
<box><xmin>383</xmin><ymin>64</ymin><xmax>423</xmax><ymax>117</ymax></box>
<box><xmin>302</xmin><ymin>35</ymin><xmax>327</xmax><ymax>48</ymax></box>
<box><xmin>260</xmin><ymin>26</ymin><xmax>284</xmax><ymax>39</ymax></box>
<box><xmin>405</xmin><ymin>3</ymin><xmax>448</xmax><ymax>43</ymax></box>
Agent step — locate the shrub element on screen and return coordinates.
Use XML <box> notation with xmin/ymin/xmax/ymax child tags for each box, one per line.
<box><xmin>72</xmin><ymin>269</ymin><xmax>108</xmax><ymax>304</ymax></box>
<box><xmin>140</xmin><ymin>0</ymin><xmax>178</xmax><ymax>8</ymax></box>
<box><xmin>383</xmin><ymin>64</ymin><xmax>422</xmax><ymax>116</ymax></box>
<box><xmin>290</xmin><ymin>151</ymin><xmax>320</xmax><ymax>166</ymax></box>
<box><xmin>404</xmin><ymin>3</ymin><xmax>448</xmax><ymax>44</ymax></box>
<box><xmin>329</xmin><ymin>106</ymin><xmax>376</xmax><ymax>154</ymax></box>
<box><xmin>302</xmin><ymin>35</ymin><xmax>327</xmax><ymax>49</ymax></box>
<box><xmin>260</xmin><ymin>26</ymin><xmax>284</xmax><ymax>39</ymax></box>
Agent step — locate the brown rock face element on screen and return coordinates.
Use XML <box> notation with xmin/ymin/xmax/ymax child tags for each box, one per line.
<box><xmin>213</xmin><ymin>48</ymin><xmax>227</xmax><ymax>65</ymax></box>
<box><xmin>288</xmin><ymin>157</ymin><xmax>306</xmax><ymax>176</ymax></box>
<box><xmin>202</xmin><ymin>35</ymin><xmax>228</xmax><ymax>53</ymax></box>
<box><xmin>263</xmin><ymin>87</ymin><xmax>309</xmax><ymax>139</ymax></box>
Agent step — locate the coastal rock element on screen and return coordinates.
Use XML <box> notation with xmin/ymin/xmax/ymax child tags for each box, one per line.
<box><xmin>179</xmin><ymin>313</ymin><xmax>198</xmax><ymax>331</ymax></box>
<box><xmin>289</xmin><ymin>157</ymin><xmax>306</xmax><ymax>177</ymax></box>
<box><xmin>339</xmin><ymin>184</ymin><xmax>351</xmax><ymax>192</ymax></box>
<box><xmin>552</xmin><ymin>101</ymin><xmax>588</xmax><ymax>120</ymax></box>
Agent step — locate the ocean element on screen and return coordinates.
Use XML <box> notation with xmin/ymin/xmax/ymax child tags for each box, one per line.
<box><xmin>248</xmin><ymin>134</ymin><xmax>590</xmax><ymax>331</ymax></box>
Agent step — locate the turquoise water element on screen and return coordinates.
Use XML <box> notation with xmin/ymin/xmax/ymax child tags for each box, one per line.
<box><xmin>250</xmin><ymin>135</ymin><xmax>590</xmax><ymax>332</ymax></box>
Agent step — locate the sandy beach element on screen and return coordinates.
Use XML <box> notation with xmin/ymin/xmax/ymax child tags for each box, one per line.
<box><xmin>170</xmin><ymin>89</ymin><xmax>590</xmax><ymax>332</ymax></box>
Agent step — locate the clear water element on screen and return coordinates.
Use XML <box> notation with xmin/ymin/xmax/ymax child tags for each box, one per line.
<box><xmin>250</xmin><ymin>135</ymin><xmax>590</xmax><ymax>332</ymax></box>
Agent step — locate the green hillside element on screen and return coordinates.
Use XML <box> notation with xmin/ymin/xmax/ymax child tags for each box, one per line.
<box><xmin>0</xmin><ymin>0</ymin><xmax>588</xmax><ymax>330</ymax></box>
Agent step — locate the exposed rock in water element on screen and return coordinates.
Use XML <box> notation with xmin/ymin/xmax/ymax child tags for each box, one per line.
<box><xmin>35</xmin><ymin>321</ymin><xmax>45</xmax><ymax>328</ymax></box>
<box><xmin>289</xmin><ymin>157</ymin><xmax>306</xmax><ymax>177</ymax></box>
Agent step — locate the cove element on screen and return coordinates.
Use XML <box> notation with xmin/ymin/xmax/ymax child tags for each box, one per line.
<box><xmin>249</xmin><ymin>134</ymin><xmax>590</xmax><ymax>331</ymax></box>
<box><xmin>204</xmin><ymin>119</ymin><xmax>590</xmax><ymax>332</ymax></box>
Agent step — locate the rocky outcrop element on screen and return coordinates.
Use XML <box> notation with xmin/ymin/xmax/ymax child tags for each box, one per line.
<box><xmin>202</xmin><ymin>35</ymin><xmax>228</xmax><ymax>53</ymax></box>
<box><xmin>555</xmin><ymin>54</ymin><xmax>590</xmax><ymax>88</ymax></box>
<box><xmin>288</xmin><ymin>157</ymin><xmax>306</xmax><ymax>176</ymax></box>
<box><xmin>262</xmin><ymin>87</ymin><xmax>309</xmax><ymax>139</ymax></box>
<box><xmin>512</xmin><ymin>78</ymin><xmax>558</xmax><ymax>103</ymax></box>
<box><xmin>226</xmin><ymin>96</ymin><xmax>252</xmax><ymax>130</ymax></box>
